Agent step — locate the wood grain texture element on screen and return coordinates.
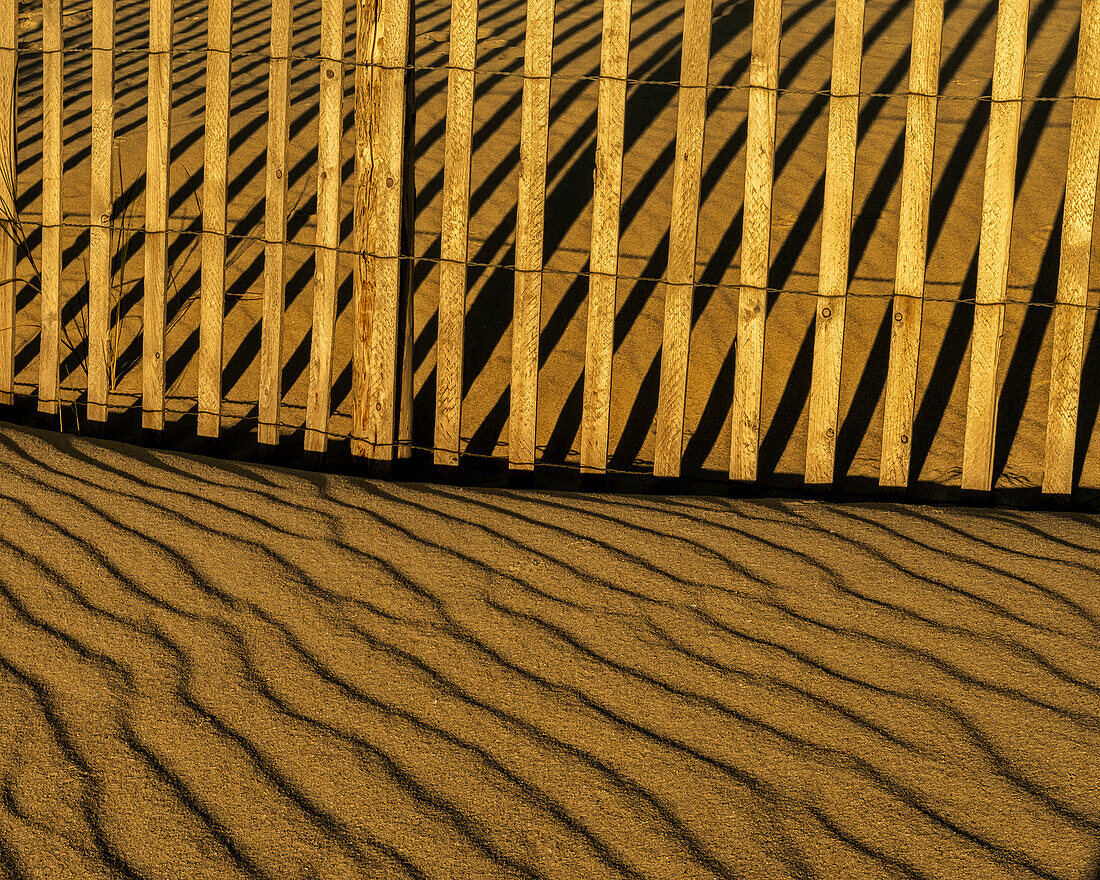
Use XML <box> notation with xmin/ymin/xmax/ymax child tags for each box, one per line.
<box><xmin>510</xmin><ymin>0</ymin><xmax>554</xmax><ymax>470</ymax></box>
<box><xmin>358</xmin><ymin>0</ymin><xmax>413</xmax><ymax>464</ymax></box>
<box><xmin>652</xmin><ymin>0</ymin><xmax>713</xmax><ymax>478</ymax></box>
<box><xmin>350</xmin><ymin>0</ymin><xmax>380</xmax><ymax>461</ymax></box>
<box><xmin>304</xmin><ymin>0</ymin><xmax>345</xmax><ymax>454</ymax></box>
<box><xmin>198</xmin><ymin>0</ymin><xmax>232</xmax><ymax>439</ymax></box>
<box><xmin>1043</xmin><ymin>0</ymin><xmax>1100</xmax><ymax>494</ymax></box>
<box><xmin>960</xmin><ymin>0</ymin><xmax>1030</xmax><ymax>492</ymax></box>
<box><xmin>0</xmin><ymin>0</ymin><xmax>13</xmax><ymax>405</ymax></box>
<box><xmin>433</xmin><ymin>0</ymin><xmax>479</xmax><ymax>467</ymax></box>
<box><xmin>87</xmin><ymin>0</ymin><xmax>114</xmax><ymax>423</ymax></box>
<box><xmin>580</xmin><ymin>0</ymin><xmax>632</xmax><ymax>474</ymax></box>
<box><xmin>805</xmin><ymin>0</ymin><xmax>865</xmax><ymax>485</ymax></box>
<box><xmin>258</xmin><ymin>0</ymin><xmax>291</xmax><ymax>446</ymax></box>
<box><xmin>879</xmin><ymin>0</ymin><xmax>943</xmax><ymax>488</ymax></box>
<box><xmin>729</xmin><ymin>0</ymin><xmax>782</xmax><ymax>482</ymax></box>
<box><xmin>143</xmin><ymin>0</ymin><xmax>172</xmax><ymax>432</ymax></box>
<box><xmin>39</xmin><ymin>0</ymin><xmax>62</xmax><ymax>416</ymax></box>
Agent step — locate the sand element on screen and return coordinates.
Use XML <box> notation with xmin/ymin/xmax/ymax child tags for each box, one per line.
<box><xmin>0</xmin><ymin>420</ymin><xmax>1097</xmax><ymax>878</ymax></box>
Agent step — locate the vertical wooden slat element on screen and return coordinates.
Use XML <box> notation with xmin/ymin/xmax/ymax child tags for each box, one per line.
<box><xmin>1043</xmin><ymin>0</ymin><xmax>1100</xmax><ymax>494</ymax></box>
<box><xmin>0</xmin><ymin>0</ymin><xmax>14</xmax><ymax>405</ymax></box>
<box><xmin>87</xmin><ymin>0</ymin><xmax>114</xmax><ymax>422</ymax></box>
<box><xmin>804</xmin><ymin>0</ymin><xmax>865</xmax><ymax>484</ymax></box>
<box><xmin>433</xmin><ymin>0</ymin><xmax>479</xmax><ymax>467</ymax></box>
<box><xmin>879</xmin><ymin>0</ymin><xmax>944</xmax><ymax>488</ymax></box>
<box><xmin>580</xmin><ymin>0</ymin><xmax>632</xmax><ymax>474</ymax></box>
<box><xmin>304</xmin><ymin>0</ymin><xmax>344</xmax><ymax>453</ymax></box>
<box><xmin>509</xmin><ymin>0</ymin><xmax>555</xmax><ymax>470</ymax></box>
<box><xmin>652</xmin><ymin>0</ymin><xmax>713</xmax><ymax>478</ymax></box>
<box><xmin>198</xmin><ymin>0</ymin><xmax>232</xmax><ymax>438</ymax></box>
<box><xmin>356</xmin><ymin>0</ymin><xmax>413</xmax><ymax>465</ymax></box>
<box><xmin>39</xmin><ymin>0</ymin><xmax>62</xmax><ymax>416</ymax></box>
<box><xmin>350</xmin><ymin>0</ymin><xmax>378</xmax><ymax>459</ymax></box>
<box><xmin>961</xmin><ymin>0</ymin><xmax>1030</xmax><ymax>492</ymax></box>
<box><xmin>143</xmin><ymin>0</ymin><xmax>172</xmax><ymax>432</ymax></box>
<box><xmin>258</xmin><ymin>0</ymin><xmax>291</xmax><ymax>446</ymax></box>
<box><xmin>729</xmin><ymin>0</ymin><xmax>782</xmax><ymax>482</ymax></box>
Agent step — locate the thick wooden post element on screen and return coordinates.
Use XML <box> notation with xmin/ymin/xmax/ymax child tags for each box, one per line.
<box><xmin>258</xmin><ymin>0</ymin><xmax>291</xmax><ymax>445</ymax></box>
<box><xmin>40</xmin><ymin>0</ymin><xmax>62</xmax><ymax>416</ymax></box>
<box><xmin>304</xmin><ymin>0</ymin><xmax>345</xmax><ymax>454</ymax></box>
<box><xmin>198</xmin><ymin>0</ymin><xmax>233</xmax><ymax>438</ymax></box>
<box><xmin>961</xmin><ymin>0</ymin><xmax>1030</xmax><ymax>492</ymax></box>
<box><xmin>729</xmin><ymin>0</ymin><xmax>782</xmax><ymax>482</ymax></box>
<box><xmin>580</xmin><ymin>0</ymin><xmax>632</xmax><ymax>474</ymax></box>
<box><xmin>652</xmin><ymin>0</ymin><xmax>713</xmax><ymax>478</ymax></box>
<box><xmin>510</xmin><ymin>0</ymin><xmax>555</xmax><ymax>470</ymax></box>
<box><xmin>87</xmin><ymin>0</ymin><xmax>114</xmax><ymax>422</ymax></box>
<box><xmin>805</xmin><ymin>0</ymin><xmax>865</xmax><ymax>484</ymax></box>
<box><xmin>143</xmin><ymin>0</ymin><xmax>172</xmax><ymax>432</ymax></box>
<box><xmin>433</xmin><ymin>0</ymin><xmax>478</xmax><ymax>466</ymax></box>
<box><xmin>352</xmin><ymin>0</ymin><xmax>414</xmax><ymax>467</ymax></box>
<box><xmin>879</xmin><ymin>0</ymin><xmax>943</xmax><ymax>488</ymax></box>
<box><xmin>1042</xmin><ymin>0</ymin><xmax>1100</xmax><ymax>494</ymax></box>
<box><xmin>0</xmin><ymin>0</ymin><xmax>14</xmax><ymax>405</ymax></box>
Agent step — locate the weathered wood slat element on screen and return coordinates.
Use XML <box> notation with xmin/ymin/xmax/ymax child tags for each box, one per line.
<box><xmin>143</xmin><ymin>0</ymin><xmax>172</xmax><ymax>432</ymax></box>
<box><xmin>1043</xmin><ymin>0</ymin><xmax>1100</xmax><ymax>494</ymax></box>
<box><xmin>39</xmin><ymin>0</ymin><xmax>62</xmax><ymax>416</ymax></box>
<box><xmin>652</xmin><ymin>0</ymin><xmax>713</xmax><ymax>479</ymax></box>
<box><xmin>580</xmin><ymin>0</ymin><xmax>632</xmax><ymax>474</ymax></box>
<box><xmin>510</xmin><ymin>0</ymin><xmax>554</xmax><ymax>470</ymax></box>
<box><xmin>960</xmin><ymin>0</ymin><xmax>1030</xmax><ymax>492</ymax></box>
<box><xmin>728</xmin><ymin>0</ymin><xmax>782</xmax><ymax>482</ymax></box>
<box><xmin>805</xmin><ymin>0</ymin><xmax>865</xmax><ymax>484</ymax></box>
<box><xmin>0</xmin><ymin>0</ymin><xmax>14</xmax><ymax>405</ymax></box>
<box><xmin>879</xmin><ymin>0</ymin><xmax>944</xmax><ymax>488</ymax></box>
<box><xmin>258</xmin><ymin>0</ymin><xmax>291</xmax><ymax>446</ymax></box>
<box><xmin>198</xmin><ymin>0</ymin><xmax>233</xmax><ymax>438</ymax></box>
<box><xmin>356</xmin><ymin>0</ymin><xmax>414</xmax><ymax>466</ymax></box>
<box><xmin>304</xmin><ymin>0</ymin><xmax>345</xmax><ymax>454</ymax></box>
<box><xmin>87</xmin><ymin>0</ymin><xmax>114</xmax><ymax>422</ymax></box>
<box><xmin>433</xmin><ymin>0</ymin><xmax>479</xmax><ymax>467</ymax></box>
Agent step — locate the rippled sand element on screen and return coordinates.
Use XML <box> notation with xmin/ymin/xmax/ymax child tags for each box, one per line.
<box><xmin>0</xmin><ymin>422</ymin><xmax>1096</xmax><ymax>878</ymax></box>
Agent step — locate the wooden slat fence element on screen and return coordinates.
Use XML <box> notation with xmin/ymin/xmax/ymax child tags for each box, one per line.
<box><xmin>0</xmin><ymin>0</ymin><xmax>1098</xmax><ymax>498</ymax></box>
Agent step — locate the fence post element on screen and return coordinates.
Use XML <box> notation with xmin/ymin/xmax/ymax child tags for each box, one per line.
<box><xmin>1043</xmin><ymin>0</ymin><xmax>1100</xmax><ymax>495</ymax></box>
<box><xmin>510</xmin><ymin>0</ymin><xmax>555</xmax><ymax>471</ymax></box>
<box><xmin>143</xmin><ymin>0</ymin><xmax>172</xmax><ymax>432</ymax></box>
<box><xmin>351</xmin><ymin>0</ymin><xmax>414</xmax><ymax>471</ymax></box>
<box><xmin>258</xmin><ymin>0</ymin><xmax>291</xmax><ymax>446</ymax></box>
<box><xmin>304</xmin><ymin>0</ymin><xmax>344</xmax><ymax>454</ymax></box>
<box><xmin>879</xmin><ymin>0</ymin><xmax>943</xmax><ymax>488</ymax></box>
<box><xmin>433</xmin><ymin>0</ymin><xmax>479</xmax><ymax>467</ymax></box>
<box><xmin>729</xmin><ymin>0</ymin><xmax>782</xmax><ymax>482</ymax></box>
<box><xmin>87</xmin><ymin>0</ymin><xmax>114</xmax><ymax>423</ymax></box>
<box><xmin>804</xmin><ymin>0</ymin><xmax>865</xmax><ymax>484</ymax></box>
<box><xmin>580</xmin><ymin>0</ymin><xmax>632</xmax><ymax>474</ymax></box>
<box><xmin>0</xmin><ymin>0</ymin><xmax>14</xmax><ymax>406</ymax></box>
<box><xmin>198</xmin><ymin>0</ymin><xmax>233</xmax><ymax>439</ymax></box>
<box><xmin>39</xmin><ymin>0</ymin><xmax>62</xmax><ymax>416</ymax></box>
<box><xmin>652</xmin><ymin>0</ymin><xmax>712</xmax><ymax>479</ymax></box>
<box><xmin>961</xmin><ymin>0</ymin><xmax>1030</xmax><ymax>492</ymax></box>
